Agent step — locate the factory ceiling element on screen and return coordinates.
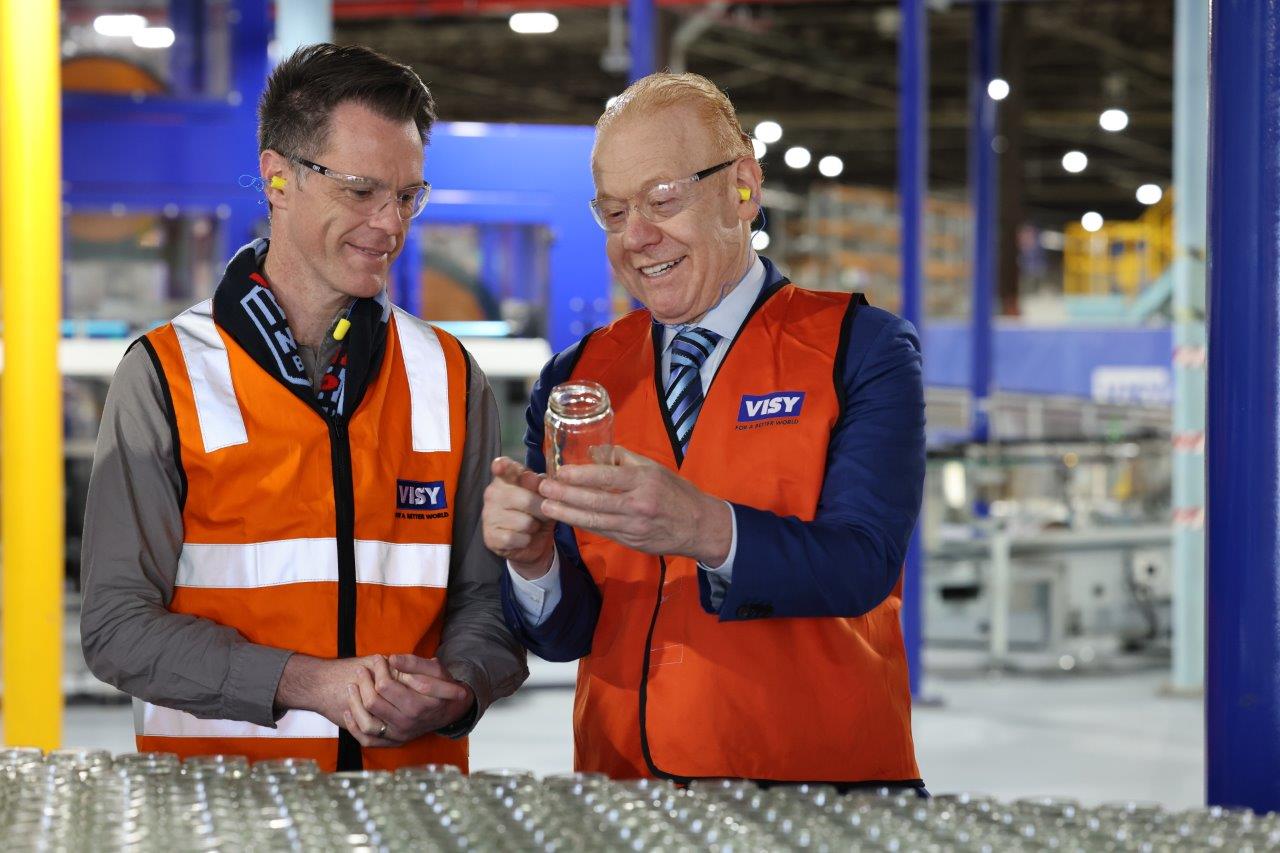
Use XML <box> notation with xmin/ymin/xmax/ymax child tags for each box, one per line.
<box><xmin>336</xmin><ymin>0</ymin><xmax>1176</xmax><ymax>230</ymax></box>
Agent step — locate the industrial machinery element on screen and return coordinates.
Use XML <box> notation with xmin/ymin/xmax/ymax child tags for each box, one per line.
<box><xmin>923</xmin><ymin>431</ymin><xmax>1173</xmax><ymax>671</ymax></box>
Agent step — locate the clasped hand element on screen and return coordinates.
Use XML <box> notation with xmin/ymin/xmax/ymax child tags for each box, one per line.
<box><xmin>342</xmin><ymin>654</ymin><xmax>473</xmax><ymax>747</ymax></box>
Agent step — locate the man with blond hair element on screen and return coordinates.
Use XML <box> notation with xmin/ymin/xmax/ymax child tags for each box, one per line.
<box><xmin>482</xmin><ymin>72</ymin><xmax>926</xmax><ymax>788</ymax></box>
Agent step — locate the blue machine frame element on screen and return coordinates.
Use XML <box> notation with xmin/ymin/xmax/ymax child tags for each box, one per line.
<box><xmin>1206</xmin><ymin>0</ymin><xmax>1280</xmax><ymax>814</ymax></box>
<box><xmin>61</xmin><ymin>0</ymin><xmax>609</xmax><ymax>353</ymax></box>
<box><xmin>898</xmin><ymin>0</ymin><xmax>928</xmax><ymax>698</ymax></box>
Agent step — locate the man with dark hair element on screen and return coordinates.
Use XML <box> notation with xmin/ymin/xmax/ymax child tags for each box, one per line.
<box><xmin>81</xmin><ymin>43</ymin><xmax>526</xmax><ymax>772</ymax></box>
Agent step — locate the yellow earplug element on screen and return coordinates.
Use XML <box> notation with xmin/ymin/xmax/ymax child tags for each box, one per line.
<box><xmin>269</xmin><ymin>176</ymin><xmax>288</xmax><ymax>190</ymax></box>
<box><xmin>333</xmin><ymin>318</ymin><xmax>352</xmax><ymax>341</ymax></box>
<box><xmin>738</xmin><ymin>187</ymin><xmax>752</xmax><ymax>202</ymax></box>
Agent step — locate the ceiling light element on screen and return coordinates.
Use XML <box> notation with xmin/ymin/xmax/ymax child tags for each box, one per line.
<box><xmin>752</xmin><ymin>231</ymin><xmax>771</xmax><ymax>251</ymax></box>
<box><xmin>754</xmin><ymin>121</ymin><xmax>782</xmax><ymax>144</ymax></box>
<box><xmin>784</xmin><ymin>146</ymin><xmax>811</xmax><ymax>169</ymax></box>
<box><xmin>132</xmin><ymin>26</ymin><xmax>175</xmax><ymax>49</ymax></box>
<box><xmin>818</xmin><ymin>155</ymin><xmax>844</xmax><ymax>178</ymax></box>
<box><xmin>987</xmin><ymin>78</ymin><xmax>1010</xmax><ymax>101</ymax></box>
<box><xmin>1081</xmin><ymin>211</ymin><xmax>1104</xmax><ymax>232</ymax></box>
<box><xmin>751</xmin><ymin>138</ymin><xmax>767</xmax><ymax>159</ymax></box>
<box><xmin>1061</xmin><ymin>151</ymin><xmax>1088</xmax><ymax>174</ymax></box>
<box><xmin>1099</xmin><ymin>108</ymin><xmax>1129</xmax><ymax>132</ymax></box>
<box><xmin>1136</xmin><ymin>184</ymin><xmax>1163</xmax><ymax>205</ymax></box>
<box><xmin>93</xmin><ymin>14</ymin><xmax>146</xmax><ymax>37</ymax></box>
<box><xmin>509</xmin><ymin>12</ymin><xmax>559</xmax><ymax>34</ymax></box>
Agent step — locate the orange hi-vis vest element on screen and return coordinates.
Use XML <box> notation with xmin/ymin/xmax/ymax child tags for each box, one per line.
<box><xmin>567</xmin><ymin>283</ymin><xmax>921</xmax><ymax>784</ymax></box>
<box><xmin>137</xmin><ymin>300</ymin><xmax>469</xmax><ymax>771</ymax></box>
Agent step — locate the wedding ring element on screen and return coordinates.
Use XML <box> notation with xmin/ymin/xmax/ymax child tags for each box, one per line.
<box><xmin>377</xmin><ymin>721</ymin><xmax>387</xmax><ymax>737</ymax></box>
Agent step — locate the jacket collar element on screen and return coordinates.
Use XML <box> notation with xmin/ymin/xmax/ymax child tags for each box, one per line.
<box><xmin>211</xmin><ymin>239</ymin><xmax>389</xmax><ymax>420</ymax></box>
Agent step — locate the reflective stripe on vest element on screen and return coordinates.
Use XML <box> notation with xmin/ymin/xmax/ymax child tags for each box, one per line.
<box><xmin>174</xmin><ymin>539</ymin><xmax>450</xmax><ymax>588</ymax></box>
<box><xmin>136</xmin><ymin>700</ymin><xmax>336</xmax><ymax>739</ymax></box>
<box><xmin>392</xmin><ymin>306</ymin><xmax>451</xmax><ymax>453</ymax></box>
<box><xmin>172</xmin><ymin>301</ymin><xmax>248</xmax><ymax>453</ymax></box>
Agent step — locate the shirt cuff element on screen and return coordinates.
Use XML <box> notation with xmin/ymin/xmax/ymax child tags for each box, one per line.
<box><xmin>697</xmin><ymin>500</ymin><xmax>738</xmax><ymax>578</ymax></box>
<box><xmin>222</xmin><ymin>644</ymin><xmax>294</xmax><ymax>728</ymax></box>
<box><xmin>697</xmin><ymin>501</ymin><xmax>737</xmax><ymax>610</ymax></box>
<box><xmin>434</xmin><ymin>659</ymin><xmax>484</xmax><ymax>739</ymax></box>
<box><xmin>505</xmin><ymin>550</ymin><xmax>563</xmax><ymax>627</ymax></box>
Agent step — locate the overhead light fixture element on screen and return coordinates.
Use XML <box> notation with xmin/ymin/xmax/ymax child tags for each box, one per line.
<box><xmin>509</xmin><ymin>12</ymin><xmax>559</xmax><ymax>34</ymax></box>
<box><xmin>1099</xmin><ymin>108</ymin><xmax>1129</xmax><ymax>132</ymax></box>
<box><xmin>752</xmin><ymin>138</ymin><xmax>767</xmax><ymax>159</ymax></box>
<box><xmin>93</xmin><ymin>14</ymin><xmax>146</xmax><ymax>37</ymax></box>
<box><xmin>752</xmin><ymin>231</ymin><xmax>771</xmax><ymax>251</ymax></box>
<box><xmin>987</xmin><ymin>78</ymin><xmax>1010</xmax><ymax>101</ymax></box>
<box><xmin>132</xmin><ymin>26</ymin><xmax>175</xmax><ymax>49</ymax></box>
<box><xmin>754</xmin><ymin>121</ymin><xmax>782</xmax><ymax>144</ymax></box>
<box><xmin>784</xmin><ymin>146</ymin><xmax>811</xmax><ymax>169</ymax></box>
<box><xmin>1062</xmin><ymin>151</ymin><xmax>1088</xmax><ymax>174</ymax></box>
<box><xmin>1081</xmin><ymin>211</ymin><xmax>1104</xmax><ymax>232</ymax></box>
<box><xmin>818</xmin><ymin>155</ymin><xmax>844</xmax><ymax>178</ymax></box>
<box><xmin>1136</xmin><ymin>183</ymin><xmax>1163</xmax><ymax>205</ymax></box>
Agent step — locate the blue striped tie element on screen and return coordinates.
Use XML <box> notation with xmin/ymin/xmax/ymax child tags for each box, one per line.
<box><xmin>665</xmin><ymin>327</ymin><xmax>722</xmax><ymax>455</ymax></box>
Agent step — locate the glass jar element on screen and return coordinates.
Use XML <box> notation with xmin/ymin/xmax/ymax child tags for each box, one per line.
<box><xmin>544</xmin><ymin>381</ymin><xmax>614</xmax><ymax>476</ymax></box>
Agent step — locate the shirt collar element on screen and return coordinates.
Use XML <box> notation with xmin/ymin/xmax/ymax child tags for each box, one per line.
<box><xmin>662</xmin><ymin>253</ymin><xmax>766</xmax><ymax>347</ymax></box>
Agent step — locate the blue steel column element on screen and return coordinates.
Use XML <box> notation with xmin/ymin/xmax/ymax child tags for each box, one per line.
<box><xmin>1171</xmin><ymin>0</ymin><xmax>1207</xmax><ymax>694</ymax></box>
<box><xmin>628</xmin><ymin>0</ymin><xmax>656</xmax><ymax>82</ymax></box>
<box><xmin>223</xmin><ymin>0</ymin><xmax>270</xmax><ymax>252</ymax></box>
<box><xmin>1206</xmin><ymin>0</ymin><xmax>1280</xmax><ymax>813</ymax></box>
<box><xmin>968</xmin><ymin>1</ymin><xmax>997</xmax><ymax>442</ymax></box>
<box><xmin>169</xmin><ymin>0</ymin><xmax>206</xmax><ymax>98</ymax></box>
<box><xmin>898</xmin><ymin>0</ymin><xmax>927</xmax><ymax>697</ymax></box>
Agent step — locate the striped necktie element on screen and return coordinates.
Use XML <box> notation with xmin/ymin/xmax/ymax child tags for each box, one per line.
<box><xmin>665</xmin><ymin>326</ymin><xmax>722</xmax><ymax>455</ymax></box>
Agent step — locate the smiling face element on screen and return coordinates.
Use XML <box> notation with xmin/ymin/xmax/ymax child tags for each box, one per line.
<box><xmin>265</xmin><ymin>100</ymin><xmax>424</xmax><ymax>303</ymax></box>
<box><xmin>592</xmin><ymin>104</ymin><xmax>761</xmax><ymax>325</ymax></box>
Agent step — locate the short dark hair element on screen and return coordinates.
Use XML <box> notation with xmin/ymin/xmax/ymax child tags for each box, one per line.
<box><xmin>257</xmin><ymin>43</ymin><xmax>436</xmax><ymax>160</ymax></box>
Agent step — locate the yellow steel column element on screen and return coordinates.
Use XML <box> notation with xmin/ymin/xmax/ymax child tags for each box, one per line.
<box><xmin>0</xmin><ymin>0</ymin><xmax>63</xmax><ymax>748</ymax></box>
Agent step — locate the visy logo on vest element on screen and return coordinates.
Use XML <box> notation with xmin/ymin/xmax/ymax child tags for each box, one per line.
<box><xmin>396</xmin><ymin>479</ymin><xmax>449</xmax><ymax>520</ymax></box>
<box><xmin>736</xmin><ymin>391</ymin><xmax>805</xmax><ymax>430</ymax></box>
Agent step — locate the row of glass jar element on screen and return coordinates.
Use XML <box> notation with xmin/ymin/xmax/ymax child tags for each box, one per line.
<box><xmin>0</xmin><ymin>749</ymin><xmax>1274</xmax><ymax>852</ymax></box>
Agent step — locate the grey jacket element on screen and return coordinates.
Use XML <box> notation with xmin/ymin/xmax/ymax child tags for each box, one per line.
<box><xmin>80</xmin><ymin>335</ymin><xmax>527</xmax><ymax>733</ymax></box>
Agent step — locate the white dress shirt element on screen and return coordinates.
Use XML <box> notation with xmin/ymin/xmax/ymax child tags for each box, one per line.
<box><xmin>508</xmin><ymin>255</ymin><xmax>767</xmax><ymax>625</ymax></box>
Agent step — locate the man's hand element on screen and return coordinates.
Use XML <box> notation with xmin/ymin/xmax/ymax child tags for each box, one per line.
<box><xmin>343</xmin><ymin>654</ymin><xmax>473</xmax><ymax>747</ymax></box>
<box><xmin>274</xmin><ymin>654</ymin><xmax>386</xmax><ymax>728</ymax></box>
<box><xmin>482</xmin><ymin>457</ymin><xmax>556</xmax><ymax>579</ymax></box>
<box><xmin>538</xmin><ymin>446</ymin><xmax>733</xmax><ymax>566</ymax></box>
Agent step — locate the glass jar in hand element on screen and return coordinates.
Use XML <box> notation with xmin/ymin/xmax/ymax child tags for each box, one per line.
<box><xmin>545</xmin><ymin>381</ymin><xmax>614</xmax><ymax>476</ymax></box>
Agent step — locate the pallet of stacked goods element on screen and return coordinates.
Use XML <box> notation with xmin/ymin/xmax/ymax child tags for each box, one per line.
<box><xmin>774</xmin><ymin>185</ymin><xmax>972</xmax><ymax>320</ymax></box>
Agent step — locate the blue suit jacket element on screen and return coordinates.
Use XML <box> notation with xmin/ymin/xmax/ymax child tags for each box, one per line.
<box><xmin>500</xmin><ymin>258</ymin><xmax>925</xmax><ymax>662</ymax></box>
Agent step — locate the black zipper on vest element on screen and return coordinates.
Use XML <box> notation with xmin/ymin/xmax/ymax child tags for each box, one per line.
<box><xmin>328</xmin><ymin>417</ymin><xmax>362</xmax><ymax>771</ymax></box>
<box><xmin>636</xmin><ymin>556</ymin><xmax>689</xmax><ymax>783</ymax></box>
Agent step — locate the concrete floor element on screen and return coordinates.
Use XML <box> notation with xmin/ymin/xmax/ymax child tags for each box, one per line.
<box><xmin>35</xmin><ymin>658</ymin><xmax>1204</xmax><ymax>809</ymax></box>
